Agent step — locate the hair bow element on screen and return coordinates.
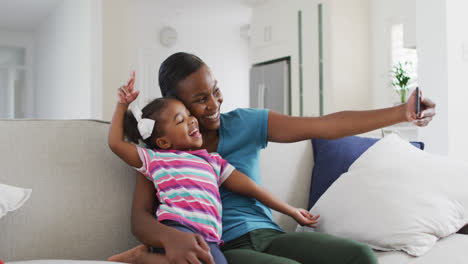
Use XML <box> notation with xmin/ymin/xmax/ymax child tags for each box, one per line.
<box><xmin>131</xmin><ymin>107</ymin><xmax>155</xmax><ymax>140</ymax></box>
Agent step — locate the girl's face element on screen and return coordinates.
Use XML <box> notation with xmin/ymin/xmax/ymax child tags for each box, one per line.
<box><xmin>176</xmin><ymin>65</ymin><xmax>223</xmax><ymax>132</ymax></box>
<box><xmin>157</xmin><ymin>99</ymin><xmax>203</xmax><ymax>151</ymax></box>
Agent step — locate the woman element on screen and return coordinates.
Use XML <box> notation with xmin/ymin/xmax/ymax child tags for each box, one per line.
<box><xmin>111</xmin><ymin>52</ymin><xmax>436</xmax><ymax>264</ymax></box>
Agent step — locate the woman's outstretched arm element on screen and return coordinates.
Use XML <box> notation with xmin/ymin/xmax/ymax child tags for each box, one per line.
<box><xmin>267</xmin><ymin>89</ymin><xmax>436</xmax><ymax>142</ymax></box>
<box><xmin>131</xmin><ymin>172</ymin><xmax>215</xmax><ymax>264</ymax></box>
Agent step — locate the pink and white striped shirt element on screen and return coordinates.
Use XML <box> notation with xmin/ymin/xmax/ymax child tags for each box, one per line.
<box><xmin>136</xmin><ymin>147</ymin><xmax>235</xmax><ymax>244</ymax></box>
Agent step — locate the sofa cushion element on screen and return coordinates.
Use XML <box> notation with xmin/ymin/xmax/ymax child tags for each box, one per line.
<box><xmin>308</xmin><ymin>135</ymin><xmax>424</xmax><ymax>209</ymax></box>
<box><xmin>309</xmin><ymin>134</ymin><xmax>468</xmax><ymax>256</ymax></box>
<box><xmin>260</xmin><ymin>141</ymin><xmax>313</xmax><ymax>232</ymax></box>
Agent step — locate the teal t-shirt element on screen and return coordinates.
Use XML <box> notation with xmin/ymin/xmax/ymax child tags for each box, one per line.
<box><xmin>217</xmin><ymin>108</ymin><xmax>283</xmax><ymax>243</ymax></box>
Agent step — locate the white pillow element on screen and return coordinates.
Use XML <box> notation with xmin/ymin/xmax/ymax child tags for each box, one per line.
<box><xmin>304</xmin><ymin>134</ymin><xmax>468</xmax><ymax>256</ymax></box>
<box><xmin>0</xmin><ymin>183</ymin><xmax>32</xmax><ymax>218</ymax></box>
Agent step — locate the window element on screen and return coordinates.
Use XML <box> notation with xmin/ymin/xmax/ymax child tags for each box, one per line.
<box><xmin>391</xmin><ymin>24</ymin><xmax>418</xmax><ymax>100</ymax></box>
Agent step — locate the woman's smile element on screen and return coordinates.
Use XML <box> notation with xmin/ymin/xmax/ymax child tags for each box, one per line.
<box><xmin>203</xmin><ymin>111</ymin><xmax>220</xmax><ymax>121</ymax></box>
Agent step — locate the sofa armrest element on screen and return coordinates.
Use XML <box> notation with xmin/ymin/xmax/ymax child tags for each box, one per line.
<box><xmin>457</xmin><ymin>224</ymin><xmax>468</xmax><ymax>235</ymax></box>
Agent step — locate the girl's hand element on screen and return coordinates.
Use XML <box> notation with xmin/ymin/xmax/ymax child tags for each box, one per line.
<box><xmin>163</xmin><ymin>229</ymin><xmax>215</xmax><ymax>264</ymax></box>
<box><xmin>404</xmin><ymin>88</ymin><xmax>436</xmax><ymax>127</ymax></box>
<box><xmin>291</xmin><ymin>208</ymin><xmax>320</xmax><ymax>228</ymax></box>
<box><xmin>118</xmin><ymin>71</ymin><xmax>139</xmax><ymax>105</ymax></box>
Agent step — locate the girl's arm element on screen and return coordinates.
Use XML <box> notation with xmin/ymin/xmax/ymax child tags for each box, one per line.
<box><xmin>222</xmin><ymin>170</ymin><xmax>319</xmax><ymax>227</ymax></box>
<box><xmin>108</xmin><ymin>72</ymin><xmax>142</xmax><ymax>168</ymax></box>
<box><xmin>267</xmin><ymin>89</ymin><xmax>436</xmax><ymax>142</ymax></box>
<box><xmin>131</xmin><ymin>172</ymin><xmax>215</xmax><ymax>264</ymax></box>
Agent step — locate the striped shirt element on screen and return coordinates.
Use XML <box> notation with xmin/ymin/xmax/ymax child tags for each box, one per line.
<box><xmin>136</xmin><ymin>147</ymin><xmax>235</xmax><ymax>244</ymax></box>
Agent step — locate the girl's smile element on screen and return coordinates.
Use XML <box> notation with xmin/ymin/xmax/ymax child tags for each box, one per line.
<box><xmin>157</xmin><ymin>98</ymin><xmax>203</xmax><ymax>150</ymax></box>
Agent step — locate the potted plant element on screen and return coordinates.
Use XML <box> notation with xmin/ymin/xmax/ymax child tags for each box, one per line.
<box><xmin>391</xmin><ymin>61</ymin><xmax>411</xmax><ymax>104</ymax></box>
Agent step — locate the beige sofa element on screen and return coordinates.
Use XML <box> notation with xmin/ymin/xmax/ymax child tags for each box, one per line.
<box><xmin>0</xmin><ymin>120</ymin><xmax>139</xmax><ymax>262</ymax></box>
<box><xmin>0</xmin><ymin>119</ymin><xmax>313</xmax><ymax>263</ymax></box>
<box><xmin>1</xmin><ymin>120</ymin><xmax>467</xmax><ymax>264</ymax></box>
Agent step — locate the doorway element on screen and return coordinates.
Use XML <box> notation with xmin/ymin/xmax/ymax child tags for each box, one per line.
<box><xmin>0</xmin><ymin>45</ymin><xmax>27</xmax><ymax>118</ymax></box>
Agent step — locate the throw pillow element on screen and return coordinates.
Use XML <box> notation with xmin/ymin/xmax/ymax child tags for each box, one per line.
<box><xmin>306</xmin><ymin>134</ymin><xmax>468</xmax><ymax>256</ymax></box>
<box><xmin>0</xmin><ymin>183</ymin><xmax>32</xmax><ymax>218</ymax></box>
<box><xmin>308</xmin><ymin>135</ymin><xmax>424</xmax><ymax>209</ymax></box>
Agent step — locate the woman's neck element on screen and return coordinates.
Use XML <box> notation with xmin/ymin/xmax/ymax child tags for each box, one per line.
<box><xmin>201</xmin><ymin>129</ymin><xmax>219</xmax><ymax>153</ymax></box>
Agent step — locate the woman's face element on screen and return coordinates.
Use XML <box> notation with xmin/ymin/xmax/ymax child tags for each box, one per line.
<box><xmin>176</xmin><ymin>65</ymin><xmax>223</xmax><ymax>132</ymax></box>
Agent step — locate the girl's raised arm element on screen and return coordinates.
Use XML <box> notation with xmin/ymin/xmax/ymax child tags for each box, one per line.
<box><xmin>108</xmin><ymin>72</ymin><xmax>142</xmax><ymax>168</ymax></box>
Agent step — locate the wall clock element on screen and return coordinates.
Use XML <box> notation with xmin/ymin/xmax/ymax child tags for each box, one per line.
<box><xmin>159</xmin><ymin>26</ymin><xmax>178</xmax><ymax>48</ymax></box>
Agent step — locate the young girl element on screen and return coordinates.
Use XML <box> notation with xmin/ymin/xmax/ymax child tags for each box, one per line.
<box><xmin>107</xmin><ymin>72</ymin><xmax>319</xmax><ymax>264</ymax></box>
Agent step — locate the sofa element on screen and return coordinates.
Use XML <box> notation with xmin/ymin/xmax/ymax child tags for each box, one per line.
<box><xmin>0</xmin><ymin>120</ymin><xmax>138</xmax><ymax>263</ymax></box>
<box><xmin>1</xmin><ymin>120</ymin><xmax>467</xmax><ymax>263</ymax></box>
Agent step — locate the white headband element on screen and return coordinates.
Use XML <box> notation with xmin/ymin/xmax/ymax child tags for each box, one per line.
<box><xmin>131</xmin><ymin>107</ymin><xmax>155</xmax><ymax>140</ymax></box>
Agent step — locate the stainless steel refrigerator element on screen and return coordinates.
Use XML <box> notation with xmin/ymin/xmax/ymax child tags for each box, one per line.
<box><xmin>249</xmin><ymin>58</ymin><xmax>291</xmax><ymax>115</ymax></box>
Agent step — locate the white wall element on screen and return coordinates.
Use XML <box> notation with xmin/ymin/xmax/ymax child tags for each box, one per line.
<box><xmin>102</xmin><ymin>0</ymin><xmax>129</xmax><ymax>121</ymax></box>
<box><xmin>445</xmin><ymin>0</ymin><xmax>468</xmax><ymax>159</ymax></box>
<box><xmin>101</xmin><ymin>0</ymin><xmax>251</xmax><ymax>120</ymax></box>
<box><xmin>35</xmin><ymin>0</ymin><xmax>101</xmax><ymax>119</ymax></box>
<box><xmin>327</xmin><ymin>0</ymin><xmax>371</xmax><ymax>113</ymax></box>
<box><xmin>103</xmin><ymin>0</ymin><xmax>373</xmax><ymax>120</ymax></box>
<box><xmin>99</xmin><ymin>0</ymin><xmax>467</xmax><ymax>159</ymax></box>
<box><xmin>90</xmin><ymin>0</ymin><xmax>103</xmax><ymax>120</ymax></box>
<box><xmin>250</xmin><ymin>0</ymin><xmax>372</xmax><ymax>116</ymax></box>
<box><xmin>415</xmin><ymin>0</ymin><xmax>448</xmax><ymax>155</ymax></box>
<box><xmin>412</xmin><ymin>0</ymin><xmax>468</xmax><ymax>158</ymax></box>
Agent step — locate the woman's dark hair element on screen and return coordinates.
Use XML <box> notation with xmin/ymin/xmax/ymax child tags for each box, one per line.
<box><xmin>159</xmin><ymin>52</ymin><xmax>205</xmax><ymax>98</ymax></box>
<box><xmin>124</xmin><ymin>98</ymin><xmax>169</xmax><ymax>149</ymax></box>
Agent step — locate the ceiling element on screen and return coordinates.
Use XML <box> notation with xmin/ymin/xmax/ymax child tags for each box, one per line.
<box><xmin>0</xmin><ymin>0</ymin><xmax>62</xmax><ymax>31</ymax></box>
<box><xmin>0</xmin><ymin>0</ymin><xmax>268</xmax><ymax>32</ymax></box>
<box><xmin>137</xmin><ymin>0</ymin><xmax>268</xmax><ymax>9</ymax></box>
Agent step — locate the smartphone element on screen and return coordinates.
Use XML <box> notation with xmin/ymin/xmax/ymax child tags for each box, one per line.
<box><xmin>415</xmin><ymin>87</ymin><xmax>421</xmax><ymax>119</ymax></box>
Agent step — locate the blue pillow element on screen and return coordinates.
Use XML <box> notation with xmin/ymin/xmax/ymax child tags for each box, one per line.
<box><xmin>308</xmin><ymin>136</ymin><xmax>424</xmax><ymax>209</ymax></box>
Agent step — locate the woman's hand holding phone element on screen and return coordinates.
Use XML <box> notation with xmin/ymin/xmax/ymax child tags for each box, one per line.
<box><xmin>405</xmin><ymin>87</ymin><xmax>436</xmax><ymax>127</ymax></box>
